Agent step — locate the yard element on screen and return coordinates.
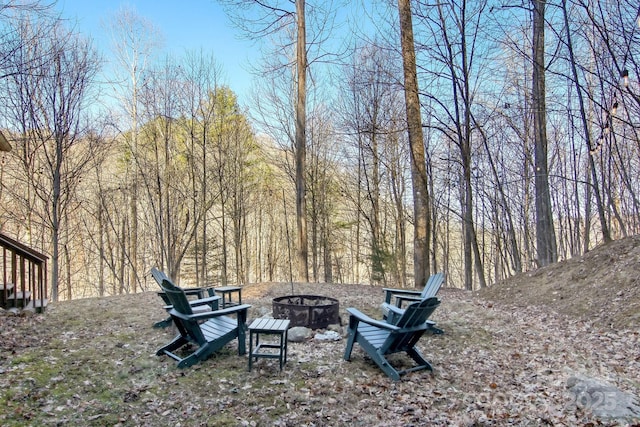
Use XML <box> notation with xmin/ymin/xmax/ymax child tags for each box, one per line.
<box><xmin>2</xmin><ymin>235</ymin><xmax>640</xmax><ymax>426</ymax></box>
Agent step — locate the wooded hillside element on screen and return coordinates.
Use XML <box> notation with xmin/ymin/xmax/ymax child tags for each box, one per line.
<box><xmin>1</xmin><ymin>1</ymin><xmax>639</xmax><ymax>301</ymax></box>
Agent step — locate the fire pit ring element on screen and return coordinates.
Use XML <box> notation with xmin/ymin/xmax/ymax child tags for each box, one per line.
<box><xmin>272</xmin><ymin>295</ymin><xmax>340</xmax><ymax>329</ymax></box>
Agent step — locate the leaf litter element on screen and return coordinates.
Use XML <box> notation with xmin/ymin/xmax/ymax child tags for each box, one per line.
<box><xmin>1</xmin><ymin>236</ymin><xmax>640</xmax><ymax>425</ymax></box>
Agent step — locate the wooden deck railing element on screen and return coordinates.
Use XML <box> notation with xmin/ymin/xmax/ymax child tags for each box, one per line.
<box><xmin>0</xmin><ymin>233</ymin><xmax>48</xmax><ymax>312</ymax></box>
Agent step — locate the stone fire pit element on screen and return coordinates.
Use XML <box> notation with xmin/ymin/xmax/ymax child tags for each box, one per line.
<box><xmin>272</xmin><ymin>295</ymin><xmax>340</xmax><ymax>329</ymax></box>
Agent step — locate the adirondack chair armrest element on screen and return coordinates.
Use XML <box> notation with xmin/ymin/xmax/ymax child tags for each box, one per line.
<box><xmin>188</xmin><ymin>295</ymin><xmax>221</xmax><ymax>307</ymax></box>
<box><xmin>382</xmin><ymin>287</ymin><xmax>422</xmax><ymax>304</ymax></box>
<box><xmin>163</xmin><ymin>295</ymin><xmax>221</xmax><ymax>311</ymax></box>
<box><xmin>187</xmin><ymin>303</ymin><xmax>252</xmax><ymax>321</ymax></box>
<box><xmin>384</xmin><ymin>303</ymin><xmax>403</xmax><ymax>317</ymax></box>
<box><xmin>393</xmin><ymin>295</ymin><xmax>422</xmax><ymax>307</ymax></box>
<box><xmin>383</xmin><ymin>288</ymin><xmax>421</xmax><ymax>295</ymax></box>
<box><xmin>347</xmin><ymin>307</ymin><xmax>400</xmax><ymax>331</ymax></box>
<box><xmin>158</xmin><ymin>287</ymin><xmax>208</xmax><ymax>303</ymax></box>
<box><xmin>383</xmin><ymin>303</ymin><xmax>407</xmax><ymax>324</ymax></box>
<box><xmin>383</xmin><ymin>298</ymin><xmax>441</xmax><ymax>325</ymax></box>
<box><xmin>183</xmin><ymin>288</ymin><xmax>208</xmax><ymax>297</ymax></box>
<box><xmin>211</xmin><ymin>303</ymin><xmax>251</xmax><ymax>316</ymax></box>
<box><xmin>400</xmin><ymin>323</ymin><xmax>431</xmax><ymax>333</ymax></box>
<box><xmin>389</xmin><ymin>290</ymin><xmax>422</xmax><ymax>297</ymax></box>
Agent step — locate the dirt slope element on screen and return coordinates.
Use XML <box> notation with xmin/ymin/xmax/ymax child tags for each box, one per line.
<box><xmin>478</xmin><ymin>234</ymin><xmax>640</xmax><ymax>330</ymax></box>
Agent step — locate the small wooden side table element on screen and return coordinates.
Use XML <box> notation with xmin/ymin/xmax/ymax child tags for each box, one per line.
<box><xmin>214</xmin><ymin>286</ymin><xmax>242</xmax><ymax>308</ymax></box>
<box><xmin>248</xmin><ymin>318</ymin><xmax>290</xmax><ymax>371</ymax></box>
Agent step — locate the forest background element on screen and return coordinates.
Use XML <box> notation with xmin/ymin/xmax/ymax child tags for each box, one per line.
<box><xmin>0</xmin><ymin>0</ymin><xmax>639</xmax><ymax>302</ymax></box>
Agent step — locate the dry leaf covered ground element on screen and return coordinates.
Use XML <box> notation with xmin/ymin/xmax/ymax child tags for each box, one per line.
<box><xmin>1</xmin><ymin>236</ymin><xmax>640</xmax><ymax>426</ymax></box>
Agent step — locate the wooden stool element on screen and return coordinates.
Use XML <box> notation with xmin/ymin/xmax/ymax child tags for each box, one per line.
<box><xmin>248</xmin><ymin>318</ymin><xmax>290</xmax><ymax>371</ymax></box>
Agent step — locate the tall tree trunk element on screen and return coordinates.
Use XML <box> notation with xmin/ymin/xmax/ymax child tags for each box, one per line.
<box><xmin>98</xmin><ymin>192</ymin><xmax>105</xmax><ymax>297</ymax></box>
<box><xmin>51</xmin><ymin>214</ymin><xmax>59</xmax><ymax>300</ymax></box>
<box><xmin>398</xmin><ymin>0</ymin><xmax>431</xmax><ymax>288</ymax></box>
<box><xmin>64</xmin><ymin>242</ymin><xmax>72</xmax><ymax>300</ymax></box>
<box><xmin>532</xmin><ymin>0</ymin><xmax>557</xmax><ymax>266</ymax></box>
<box><xmin>583</xmin><ymin>163</ymin><xmax>593</xmax><ymax>251</ymax></box>
<box><xmin>221</xmin><ymin>197</ymin><xmax>228</xmax><ymax>286</ymax></box>
<box><xmin>366</xmin><ymin>133</ymin><xmax>384</xmax><ymax>283</ymax></box>
<box><xmin>130</xmin><ymin>164</ymin><xmax>138</xmax><ymax>292</ymax></box>
<box><xmin>119</xmin><ymin>219</ymin><xmax>126</xmax><ymax>294</ymax></box>
<box><xmin>295</xmin><ymin>0</ymin><xmax>309</xmax><ymax>282</ymax></box>
<box><xmin>129</xmin><ymin>67</ymin><xmax>139</xmax><ymax>294</ymax></box>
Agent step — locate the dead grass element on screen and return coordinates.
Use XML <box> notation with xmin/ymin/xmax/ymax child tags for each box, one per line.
<box><xmin>1</xmin><ymin>236</ymin><xmax>640</xmax><ymax>426</ymax></box>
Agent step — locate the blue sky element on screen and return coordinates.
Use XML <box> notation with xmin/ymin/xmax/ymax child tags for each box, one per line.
<box><xmin>56</xmin><ymin>0</ymin><xmax>257</xmax><ymax>105</ymax></box>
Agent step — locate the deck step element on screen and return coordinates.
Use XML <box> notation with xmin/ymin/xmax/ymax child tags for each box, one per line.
<box><xmin>6</xmin><ymin>291</ymin><xmax>32</xmax><ymax>308</ymax></box>
<box><xmin>26</xmin><ymin>299</ymin><xmax>48</xmax><ymax>313</ymax></box>
<box><xmin>0</xmin><ymin>283</ymin><xmax>15</xmax><ymax>306</ymax></box>
<box><xmin>0</xmin><ymin>282</ymin><xmax>15</xmax><ymax>291</ymax></box>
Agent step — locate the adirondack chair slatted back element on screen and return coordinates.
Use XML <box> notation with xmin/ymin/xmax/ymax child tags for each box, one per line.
<box><xmin>160</xmin><ymin>279</ymin><xmax>211</xmax><ymax>346</ymax></box>
<box><xmin>419</xmin><ymin>273</ymin><xmax>444</xmax><ymax>299</ymax></box>
<box><xmin>152</xmin><ymin>267</ymin><xmax>216</xmax><ymax>299</ymax></box>
<box><xmin>385</xmin><ymin>297</ymin><xmax>440</xmax><ymax>353</ymax></box>
<box><xmin>151</xmin><ymin>267</ymin><xmax>168</xmax><ymax>285</ymax></box>
<box><xmin>151</xmin><ymin>267</ymin><xmax>171</xmax><ymax>303</ymax></box>
<box><xmin>394</xmin><ymin>297</ymin><xmax>440</xmax><ymax>328</ymax></box>
<box><xmin>160</xmin><ymin>279</ymin><xmax>195</xmax><ymax>315</ymax></box>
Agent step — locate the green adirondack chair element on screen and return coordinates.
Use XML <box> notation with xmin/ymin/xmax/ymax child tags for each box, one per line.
<box><xmin>381</xmin><ymin>273</ymin><xmax>444</xmax><ymax>332</ymax></box>
<box><xmin>150</xmin><ymin>267</ymin><xmax>220</xmax><ymax>328</ymax></box>
<box><xmin>382</xmin><ymin>272</ymin><xmax>445</xmax><ymax>307</ymax></box>
<box><xmin>343</xmin><ymin>297</ymin><xmax>441</xmax><ymax>381</ymax></box>
<box><xmin>156</xmin><ymin>278</ymin><xmax>251</xmax><ymax>368</ymax></box>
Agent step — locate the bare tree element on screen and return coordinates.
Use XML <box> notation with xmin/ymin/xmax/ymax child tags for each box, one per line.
<box><xmin>217</xmin><ymin>0</ymin><xmax>309</xmax><ymax>281</ymax></box>
<box><xmin>218</xmin><ymin>0</ymin><xmax>342</xmax><ymax>282</ymax></box>
<box><xmin>337</xmin><ymin>41</ymin><xmax>410</xmax><ymax>286</ymax></box>
<box><xmin>568</xmin><ymin>0</ymin><xmax>640</xmax><ymax>243</ymax></box>
<box><xmin>107</xmin><ymin>6</ymin><xmax>162</xmax><ymax>291</ymax></box>
<box><xmin>397</xmin><ymin>0</ymin><xmax>431</xmax><ymax>288</ymax></box>
<box><xmin>410</xmin><ymin>0</ymin><xmax>491</xmax><ymax>289</ymax></box>
<box><xmin>531</xmin><ymin>0</ymin><xmax>557</xmax><ymax>266</ymax></box>
<box><xmin>294</xmin><ymin>0</ymin><xmax>310</xmax><ymax>282</ymax></box>
<box><xmin>559</xmin><ymin>0</ymin><xmax>611</xmax><ymax>245</ymax></box>
<box><xmin>0</xmin><ymin>1</ymin><xmax>55</xmax><ymax>82</ymax></box>
<box><xmin>1</xmin><ymin>16</ymin><xmax>100</xmax><ymax>301</ymax></box>
<box><xmin>179</xmin><ymin>50</ymin><xmax>224</xmax><ymax>286</ymax></box>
